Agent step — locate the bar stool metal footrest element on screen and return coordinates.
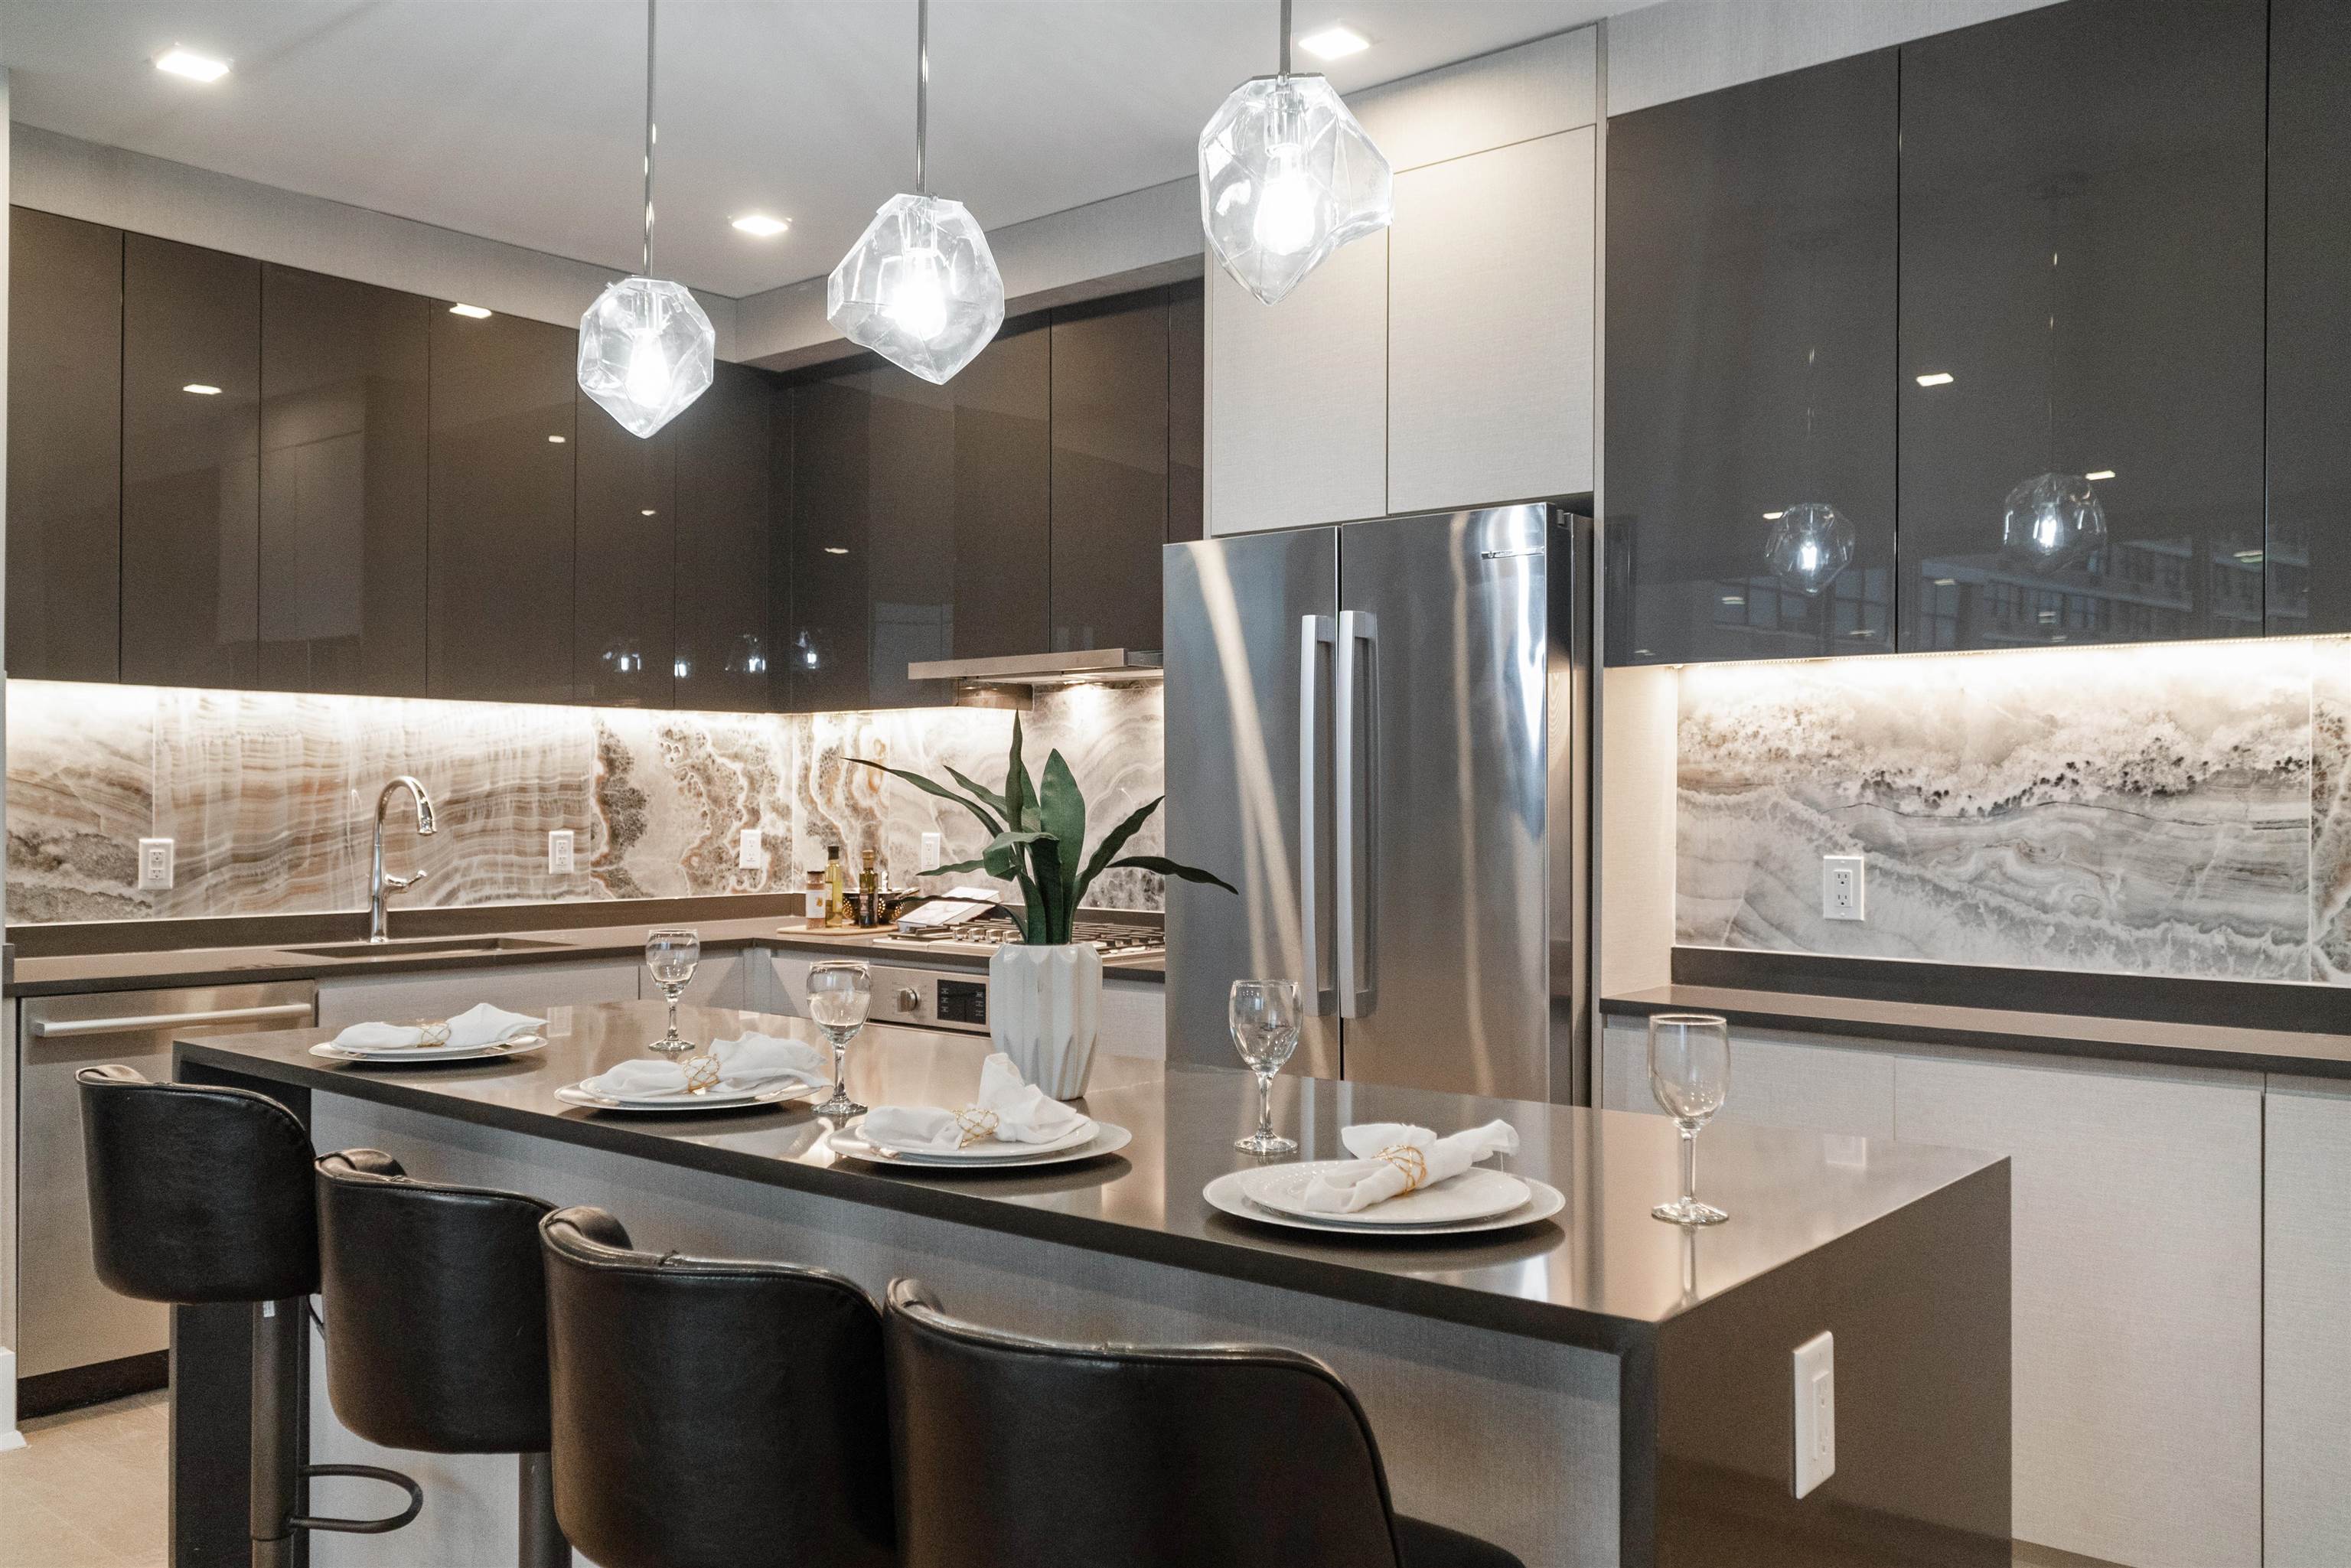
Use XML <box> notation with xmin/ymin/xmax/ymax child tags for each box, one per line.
<box><xmin>289</xmin><ymin>1464</ymin><xmax>426</xmax><ymax>1534</ymax></box>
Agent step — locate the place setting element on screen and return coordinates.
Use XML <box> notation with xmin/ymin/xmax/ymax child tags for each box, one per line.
<box><xmin>310</xmin><ymin>1001</ymin><xmax>547</xmax><ymax>1066</ymax></box>
<box><xmin>826</xmin><ymin>1051</ymin><xmax>1132</xmax><ymax>1171</ymax></box>
<box><xmin>555</xmin><ymin>931</ymin><xmax>832</xmax><ymax>1113</ymax></box>
<box><xmin>1202</xmin><ymin>980</ymin><xmax>1565</xmax><ymax>1239</ymax></box>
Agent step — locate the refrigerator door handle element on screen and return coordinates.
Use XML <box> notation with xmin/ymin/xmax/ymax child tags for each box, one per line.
<box><xmin>1333</xmin><ymin>609</ymin><xmax>1379</xmax><ymax>1019</ymax></box>
<box><xmin>1299</xmin><ymin>614</ymin><xmax>1336</xmax><ymax>1015</ymax></box>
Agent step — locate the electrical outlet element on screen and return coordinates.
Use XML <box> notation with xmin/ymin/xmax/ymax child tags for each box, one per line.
<box><xmin>1792</xmin><ymin>1331</ymin><xmax>1835</xmax><ymax>1498</ymax></box>
<box><xmin>137</xmin><ymin>837</ymin><xmax>174</xmax><ymax>891</ymax></box>
<box><xmin>738</xmin><ymin>829</ymin><xmax>765</xmax><ymax>870</ymax></box>
<box><xmin>547</xmin><ymin>830</ymin><xmax>576</xmax><ymax>875</ymax></box>
<box><xmin>921</xmin><ymin>831</ymin><xmax>944</xmax><ymax>875</ymax></box>
<box><xmin>1822</xmin><ymin>855</ymin><xmax>1866</xmax><ymax>921</ymax></box>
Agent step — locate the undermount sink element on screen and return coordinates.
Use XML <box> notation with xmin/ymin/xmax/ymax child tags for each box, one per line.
<box><xmin>279</xmin><ymin>936</ymin><xmax>572</xmax><ymax>960</ymax></box>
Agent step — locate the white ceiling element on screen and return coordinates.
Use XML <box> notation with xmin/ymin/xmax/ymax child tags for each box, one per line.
<box><xmin>0</xmin><ymin>0</ymin><xmax>1633</xmax><ymax>300</ymax></box>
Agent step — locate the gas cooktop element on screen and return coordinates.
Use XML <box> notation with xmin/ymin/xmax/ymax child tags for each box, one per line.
<box><xmin>872</xmin><ymin>918</ymin><xmax>1164</xmax><ymax>958</ymax></box>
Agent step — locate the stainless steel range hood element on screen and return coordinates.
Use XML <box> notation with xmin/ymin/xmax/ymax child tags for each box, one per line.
<box><xmin>908</xmin><ymin>649</ymin><xmax>1162</xmax><ymax>706</ymax></box>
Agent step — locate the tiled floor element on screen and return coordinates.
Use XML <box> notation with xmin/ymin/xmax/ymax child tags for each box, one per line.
<box><xmin>3</xmin><ymin>1390</ymin><xmax>2119</xmax><ymax>1568</ymax></box>
<box><xmin>0</xmin><ymin>1390</ymin><xmax>168</xmax><ymax>1567</ymax></box>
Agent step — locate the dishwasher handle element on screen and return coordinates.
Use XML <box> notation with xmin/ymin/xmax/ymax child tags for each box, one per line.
<box><xmin>30</xmin><ymin>1002</ymin><xmax>317</xmax><ymax>1039</ymax></box>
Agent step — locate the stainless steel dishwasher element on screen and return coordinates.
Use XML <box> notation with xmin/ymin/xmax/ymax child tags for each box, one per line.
<box><xmin>17</xmin><ymin>981</ymin><xmax>318</xmax><ymax>1385</ymax></box>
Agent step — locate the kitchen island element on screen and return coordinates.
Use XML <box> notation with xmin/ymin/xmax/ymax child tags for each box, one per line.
<box><xmin>171</xmin><ymin>1002</ymin><xmax>2009</xmax><ymax>1568</ymax></box>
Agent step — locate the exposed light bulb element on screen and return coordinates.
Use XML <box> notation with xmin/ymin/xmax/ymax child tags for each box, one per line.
<box><xmin>883</xmin><ymin>246</ymin><xmax>951</xmax><ymax>343</ymax></box>
<box><xmin>623</xmin><ymin>328</ymin><xmax>671</xmax><ymax>409</ymax></box>
<box><xmin>1798</xmin><ymin>540</ymin><xmax>1820</xmax><ymax>574</ymax></box>
<box><xmin>1251</xmin><ymin>143</ymin><xmax>1321</xmax><ymax>257</ymax></box>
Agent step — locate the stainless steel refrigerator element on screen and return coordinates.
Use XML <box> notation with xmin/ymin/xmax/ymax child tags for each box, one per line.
<box><xmin>1162</xmin><ymin>503</ymin><xmax>1590</xmax><ymax>1105</ymax></box>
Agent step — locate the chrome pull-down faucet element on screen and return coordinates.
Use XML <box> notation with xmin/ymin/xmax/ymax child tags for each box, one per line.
<box><xmin>369</xmin><ymin>776</ymin><xmax>439</xmax><ymax>943</ymax></box>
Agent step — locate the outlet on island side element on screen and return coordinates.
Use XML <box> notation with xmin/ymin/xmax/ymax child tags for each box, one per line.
<box><xmin>1792</xmin><ymin>1330</ymin><xmax>1835</xmax><ymax>1498</ymax></box>
<box><xmin>137</xmin><ymin>837</ymin><xmax>174</xmax><ymax>891</ymax></box>
<box><xmin>1821</xmin><ymin>855</ymin><xmax>1865</xmax><ymax>921</ymax></box>
<box><xmin>547</xmin><ymin>830</ymin><xmax>576</xmax><ymax>875</ymax></box>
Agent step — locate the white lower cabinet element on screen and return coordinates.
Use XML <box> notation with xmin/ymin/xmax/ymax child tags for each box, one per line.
<box><xmin>2264</xmin><ymin>1074</ymin><xmax>2351</xmax><ymax>1567</ymax></box>
<box><xmin>1893</xmin><ymin>1051</ymin><xmax>2263</xmax><ymax>1568</ymax></box>
<box><xmin>675</xmin><ymin>949</ymin><xmax>748</xmax><ymax>1011</ymax></box>
<box><xmin>315</xmin><ymin>958</ymin><xmax>641</xmax><ymax>1029</ymax></box>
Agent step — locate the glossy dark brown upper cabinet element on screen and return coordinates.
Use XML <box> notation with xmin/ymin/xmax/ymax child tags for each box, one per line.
<box><xmin>787</xmin><ymin>377</ymin><xmax>873</xmax><ymax>713</ymax></box>
<box><xmin>7</xmin><ymin>208</ymin><xmax>122</xmax><ymax>683</ymax></box>
<box><xmin>1897</xmin><ymin>0</ymin><xmax>2265</xmax><ymax>652</ymax></box>
<box><xmin>2266</xmin><ymin>0</ymin><xmax>2351</xmax><ymax>637</ymax></box>
<box><xmin>256</xmin><ymin>266</ymin><xmax>429</xmax><ymax>696</ymax></box>
<box><xmin>1052</xmin><ymin>293</ymin><xmax>1171</xmax><ymax>653</ymax></box>
<box><xmin>121</xmin><ymin>235</ymin><xmax>261</xmax><ymax>689</ymax></box>
<box><xmin>672</xmin><ymin>361</ymin><xmax>774</xmax><ymax>713</ymax></box>
<box><xmin>950</xmin><ymin>320</ymin><xmax>1051</xmax><ymax>662</ymax></box>
<box><xmin>1604</xmin><ymin>49</ymin><xmax>1897</xmax><ymax>665</ymax></box>
<box><xmin>573</xmin><ymin>391</ymin><xmax>675</xmax><ymax>709</ymax></box>
<box><xmin>866</xmin><ymin>367</ymin><xmax>959</xmax><ymax>708</ymax></box>
<box><xmin>428</xmin><ymin>307</ymin><xmax>576</xmax><ymax>703</ymax></box>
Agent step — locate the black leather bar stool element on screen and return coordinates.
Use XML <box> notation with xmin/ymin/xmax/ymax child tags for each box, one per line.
<box><xmin>537</xmin><ymin>1205</ymin><xmax>896</xmax><ymax>1568</ymax></box>
<box><xmin>315</xmin><ymin>1149</ymin><xmax>569</xmax><ymax>1568</ymax></box>
<box><xmin>882</xmin><ymin>1278</ymin><xmax>1525</xmax><ymax>1568</ymax></box>
<box><xmin>76</xmin><ymin>1066</ymin><xmax>421</xmax><ymax>1567</ymax></box>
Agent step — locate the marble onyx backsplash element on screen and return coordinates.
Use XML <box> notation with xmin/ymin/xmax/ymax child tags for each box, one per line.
<box><xmin>4</xmin><ymin>680</ymin><xmax>1165</xmax><ymax>926</ymax></box>
<box><xmin>1676</xmin><ymin>639</ymin><xmax>2351</xmax><ymax>983</ymax></box>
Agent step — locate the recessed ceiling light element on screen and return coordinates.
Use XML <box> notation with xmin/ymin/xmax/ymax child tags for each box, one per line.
<box><xmin>1761</xmin><ymin>510</ymin><xmax>1784</xmax><ymax>520</ymax></box>
<box><xmin>824</xmin><ymin>546</ymin><xmax>850</xmax><ymax>556</ymax></box>
<box><xmin>1298</xmin><ymin>24</ymin><xmax>1371</xmax><ymax>60</ymax></box>
<box><xmin>182</xmin><ymin>383</ymin><xmax>222</xmax><ymax>396</ymax></box>
<box><xmin>448</xmin><ymin>302</ymin><xmax>493</xmax><ymax>319</ymax></box>
<box><xmin>1720</xmin><ymin>595</ymin><xmax>1745</xmax><ymax>607</ymax></box>
<box><xmin>2085</xmin><ymin>468</ymin><xmax>2115</xmax><ymax>481</ymax></box>
<box><xmin>1934</xmin><ymin>577</ymin><xmax>1958</xmax><ymax>587</ymax></box>
<box><xmin>548</xmin><ymin>435</ymin><xmax>567</xmax><ymax>444</ymax></box>
<box><xmin>155</xmin><ymin>47</ymin><xmax>231</xmax><ymax>83</ymax></box>
<box><xmin>641</xmin><ymin>509</ymin><xmax>657</xmax><ymax>517</ymax></box>
<box><xmin>1916</xmin><ymin>370</ymin><xmax>1955</xmax><ymax>386</ymax></box>
<box><xmin>730</xmin><ymin>214</ymin><xmax>791</xmax><ymax>239</ymax></box>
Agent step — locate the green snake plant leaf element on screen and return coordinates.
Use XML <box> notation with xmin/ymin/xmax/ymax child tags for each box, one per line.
<box><xmin>1036</xmin><ymin>751</ymin><xmax>1087</xmax><ymax>928</ymax></box>
<box><xmin>980</xmin><ymin>829</ymin><xmax>1052</xmax><ymax>882</ymax></box>
<box><xmin>1073</xmin><ymin>795</ymin><xmax>1164</xmax><ymax>908</ymax></box>
<box><xmin>1003</xmin><ymin>714</ymin><xmax>1032</xmax><ymax>833</ymax></box>
<box><xmin>1029</xmin><ymin>835</ymin><xmax>1068</xmax><ymax>944</ymax></box>
<box><xmin>944</xmin><ymin>766</ymin><xmax>1009</xmax><ymax>818</ymax></box>
<box><xmin>921</xmin><ymin>859</ymin><xmax>987</xmax><ymax>876</ymax></box>
<box><xmin>1111</xmin><ymin>856</ymin><xmax>1241</xmax><ymax>896</ymax></box>
<box><xmin>844</xmin><ymin>757</ymin><xmax>1003</xmax><ymax>836</ymax></box>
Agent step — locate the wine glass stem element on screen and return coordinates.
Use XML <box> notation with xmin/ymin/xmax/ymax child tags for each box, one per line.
<box><xmin>665</xmin><ymin>986</ymin><xmax>681</xmax><ymax>1045</ymax></box>
<box><xmin>1256</xmin><ymin>1071</ymin><xmax>1275</xmax><ymax>1140</ymax></box>
<box><xmin>833</xmin><ymin>1036</ymin><xmax>847</xmax><ymax>1098</ymax></box>
<box><xmin>1679</xmin><ymin>1125</ymin><xmax>1698</xmax><ymax>1206</ymax></box>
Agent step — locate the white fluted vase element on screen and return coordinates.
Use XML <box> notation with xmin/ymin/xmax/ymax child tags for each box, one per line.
<box><xmin>987</xmin><ymin>944</ymin><xmax>1102</xmax><ymax>1100</ymax></box>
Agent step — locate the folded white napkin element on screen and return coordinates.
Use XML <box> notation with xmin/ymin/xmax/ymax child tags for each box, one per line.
<box><xmin>1296</xmin><ymin>1120</ymin><xmax>1521</xmax><ymax>1214</ymax></box>
<box><xmin>859</xmin><ymin>1053</ymin><xmax>1091</xmax><ymax>1150</ymax></box>
<box><xmin>331</xmin><ymin>1002</ymin><xmax>545</xmax><ymax>1052</ymax></box>
<box><xmin>577</xmin><ymin>1032</ymin><xmax>827</xmax><ymax>1100</ymax></box>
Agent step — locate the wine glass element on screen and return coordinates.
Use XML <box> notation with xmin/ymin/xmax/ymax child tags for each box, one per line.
<box><xmin>644</xmin><ymin>928</ymin><xmax>700</xmax><ymax>1057</ymax></box>
<box><xmin>807</xmin><ymin>961</ymin><xmax>872</xmax><ymax>1118</ymax></box>
<box><xmin>1229</xmin><ymin>979</ymin><xmax>1300</xmax><ymax>1156</ymax></box>
<box><xmin>1649</xmin><ymin>1013</ymin><xmax>1730</xmax><ymax>1225</ymax></box>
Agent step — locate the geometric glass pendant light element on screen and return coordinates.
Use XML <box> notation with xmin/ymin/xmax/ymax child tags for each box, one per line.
<box><xmin>1198</xmin><ymin>0</ymin><xmax>1393</xmax><ymax>306</ymax></box>
<box><xmin>2000</xmin><ymin>244</ymin><xmax>2105</xmax><ymax>569</ymax></box>
<box><xmin>828</xmin><ymin>0</ymin><xmax>1006</xmax><ymax>385</ymax></box>
<box><xmin>579</xmin><ymin>0</ymin><xmax>716</xmax><ymax>438</ymax></box>
<box><xmin>1766</xmin><ymin>501</ymin><xmax>1857</xmax><ymax>596</ymax></box>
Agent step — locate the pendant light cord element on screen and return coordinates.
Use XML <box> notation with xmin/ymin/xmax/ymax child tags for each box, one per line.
<box><xmin>1278</xmin><ymin>0</ymin><xmax>1292</xmax><ymax>76</ymax></box>
<box><xmin>641</xmin><ymin>0</ymin><xmax>658</xmax><ymax>276</ymax></box>
<box><xmin>915</xmin><ymin>0</ymin><xmax>930</xmax><ymax>197</ymax></box>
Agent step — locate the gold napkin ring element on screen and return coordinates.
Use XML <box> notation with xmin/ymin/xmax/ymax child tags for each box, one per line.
<box><xmin>953</xmin><ymin>1107</ymin><xmax>1002</xmax><ymax>1148</ymax></box>
<box><xmin>682</xmin><ymin>1056</ymin><xmax>723</xmax><ymax>1094</ymax></box>
<box><xmin>417</xmin><ymin>1022</ymin><xmax>452</xmax><ymax>1046</ymax></box>
<box><xmin>1376</xmin><ymin>1144</ymin><xmax>1430</xmax><ymax>1195</ymax></box>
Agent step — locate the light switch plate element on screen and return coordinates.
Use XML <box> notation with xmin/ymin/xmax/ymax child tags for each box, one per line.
<box><xmin>1792</xmin><ymin>1330</ymin><xmax>1835</xmax><ymax>1498</ymax></box>
<box><xmin>1822</xmin><ymin>855</ymin><xmax>1865</xmax><ymax>921</ymax></box>
<box><xmin>137</xmin><ymin>837</ymin><xmax>174</xmax><ymax>891</ymax></box>
<box><xmin>738</xmin><ymin>829</ymin><xmax>765</xmax><ymax>870</ymax></box>
<box><xmin>547</xmin><ymin>830</ymin><xmax>576</xmax><ymax>875</ymax></box>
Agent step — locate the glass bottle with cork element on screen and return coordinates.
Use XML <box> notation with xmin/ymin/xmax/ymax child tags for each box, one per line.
<box><xmin>823</xmin><ymin>844</ymin><xmax>851</xmax><ymax>929</ymax></box>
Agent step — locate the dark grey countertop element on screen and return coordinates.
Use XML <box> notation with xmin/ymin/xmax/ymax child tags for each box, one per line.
<box><xmin>1603</xmin><ymin>983</ymin><xmax>2351</xmax><ymax>1079</ymax></box>
<box><xmin>178</xmin><ymin>999</ymin><xmax>2002</xmax><ymax>1353</ymax></box>
<box><xmin>6</xmin><ymin>918</ymin><xmax>1163</xmax><ymax>998</ymax></box>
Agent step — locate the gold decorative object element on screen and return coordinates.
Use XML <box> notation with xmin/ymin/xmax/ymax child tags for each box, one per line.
<box><xmin>416</xmin><ymin>1022</ymin><xmax>452</xmax><ymax>1046</ymax></box>
<box><xmin>952</xmin><ymin>1107</ymin><xmax>1002</xmax><ymax>1149</ymax></box>
<box><xmin>682</xmin><ymin>1055</ymin><xmax>723</xmax><ymax>1094</ymax></box>
<box><xmin>1375</xmin><ymin>1144</ymin><xmax>1429</xmax><ymax>1195</ymax></box>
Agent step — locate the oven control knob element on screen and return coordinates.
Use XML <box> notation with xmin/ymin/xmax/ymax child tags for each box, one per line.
<box><xmin>896</xmin><ymin>987</ymin><xmax>921</xmax><ymax>1013</ymax></box>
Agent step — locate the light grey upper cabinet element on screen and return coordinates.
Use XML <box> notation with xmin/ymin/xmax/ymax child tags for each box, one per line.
<box><xmin>1206</xmin><ymin>230</ymin><xmax>1387</xmax><ymax>534</ymax></box>
<box><xmin>1387</xmin><ymin>127</ymin><xmax>1595</xmax><ymax>514</ymax></box>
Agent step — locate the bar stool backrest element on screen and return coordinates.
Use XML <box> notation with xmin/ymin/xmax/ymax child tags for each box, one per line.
<box><xmin>538</xmin><ymin>1205</ymin><xmax>895</xmax><ymax>1568</ymax></box>
<box><xmin>315</xmin><ymin>1149</ymin><xmax>556</xmax><ymax>1455</ymax></box>
<box><xmin>882</xmin><ymin>1278</ymin><xmax>1411</xmax><ymax>1568</ymax></box>
<box><xmin>77</xmin><ymin>1064</ymin><xmax>318</xmax><ymax>1305</ymax></box>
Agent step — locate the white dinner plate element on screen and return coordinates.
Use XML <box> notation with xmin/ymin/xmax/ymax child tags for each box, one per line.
<box><xmin>856</xmin><ymin>1115</ymin><xmax>1101</xmax><ymax>1162</ymax></box>
<box><xmin>554</xmin><ymin>1080</ymin><xmax>820</xmax><ymax>1113</ymax></box>
<box><xmin>1241</xmin><ymin>1162</ymin><xmax>1533</xmax><ymax>1227</ymax></box>
<box><xmin>827</xmin><ymin>1121</ymin><xmax>1133</xmax><ymax>1169</ymax></box>
<box><xmin>311</xmin><ymin>1035</ymin><xmax>544</xmax><ymax>1064</ymax></box>
<box><xmin>1203</xmin><ymin>1170</ymin><xmax>1566</xmax><ymax>1238</ymax></box>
